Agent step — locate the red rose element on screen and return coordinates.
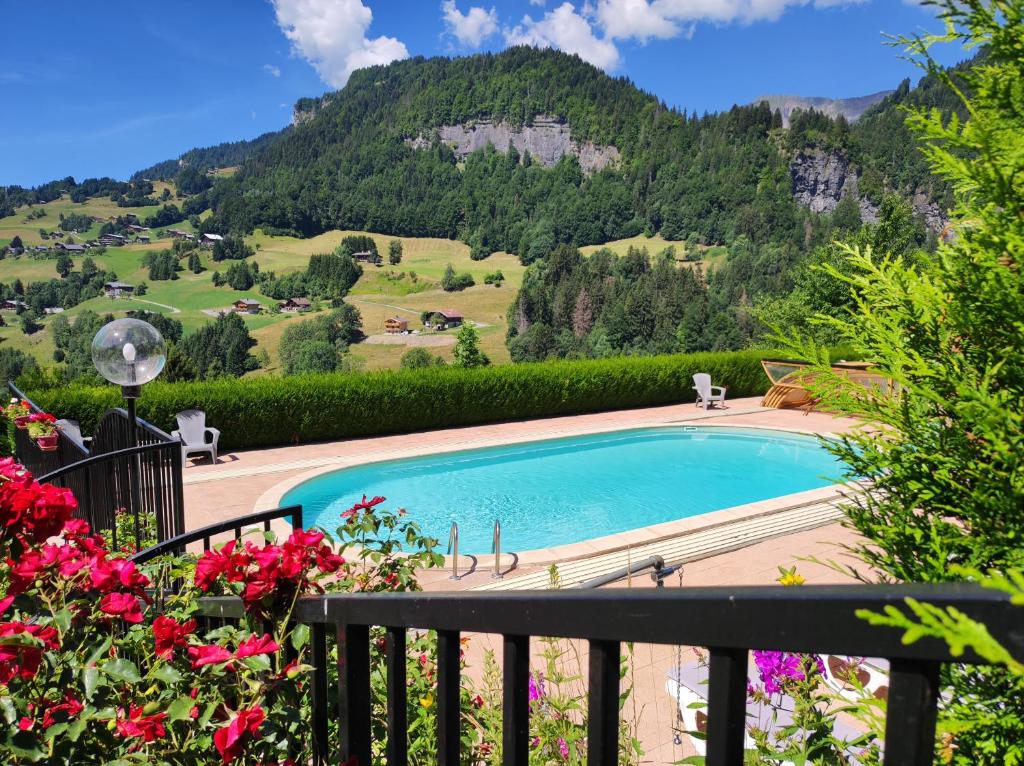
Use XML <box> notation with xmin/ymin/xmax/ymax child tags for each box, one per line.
<box><xmin>195</xmin><ymin>540</ymin><xmax>250</xmax><ymax>591</ymax></box>
<box><xmin>287</xmin><ymin>529</ymin><xmax>324</xmax><ymax>548</ymax></box>
<box><xmin>235</xmin><ymin>633</ymin><xmax>279</xmax><ymax>659</ymax></box>
<box><xmin>116</xmin><ymin>705</ymin><xmax>168</xmax><ymax>742</ymax></box>
<box><xmin>152</xmin><ymin>616</ymin><xmax>197</xmax><ymax>660</ymax></box>
<box><xmin>0</xmin><ymin>622</ymin><xmax>59</xmax><ymax>683</ymax></box>
<box><xmin>91</xmin><ymin>556</ymin><xmax>149</xmax><ymax>594</ymax></box>
<box><xmin>213</xmin><ymin>706</ymin><xmax>266</xmax><ymax>763</ymax></box>
<box><xmin>99</xmin><ymin>592</ymin><xmax>144</xmax><ymax>624</ymax></box>
<box><xmin>42</xmin><ymin>691</ymin><xmax>84</xmax><ymax>728</ymax></box>
<box><xmin>342</xmin><ymin>494</ymin><xmax>386</xmax><ymax>519</ymax></box>
<box><xmin>188</xmin><ymin>644</ymin><xmax>234</xmax><ymax>669</ymax></box>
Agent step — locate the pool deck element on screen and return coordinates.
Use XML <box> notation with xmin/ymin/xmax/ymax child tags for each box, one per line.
<box><xmin>181</xmin><ymin>397</ymin><xmax>870</xmax><ymax>764</ymax></box>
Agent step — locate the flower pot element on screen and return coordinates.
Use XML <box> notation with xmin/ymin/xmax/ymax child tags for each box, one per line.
<box><xmin>14</xmin><ymin>415</ymin><xmax>30</xmax><ymax>429</ymax></box>
<box><xmin>35</xmin><ymin>433</ymin><xmax>59</xmax><ymax>452</ymax></box>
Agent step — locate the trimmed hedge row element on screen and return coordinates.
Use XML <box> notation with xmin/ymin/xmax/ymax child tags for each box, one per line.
<box><xmin>29</xmin><ymin>350</ymin><xmax>779</xmax><ymax>451</ymax></box>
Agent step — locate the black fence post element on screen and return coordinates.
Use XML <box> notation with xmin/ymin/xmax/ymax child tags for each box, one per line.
<box><xmin>706</xmin><ymin>647</ymin><xmax>748</xmax><ymax>766</ymax></box>
<box><xmin>437</xmin><ymin>629</ymin><xmax>461</xmax><ymax>766</ymax></box>
<box><xmin>337</xmin><ymin>624</ymin><xmax>371</xmax><ymax>766</ymax></box>
<box><xmin>587</xmin><ymin>639</ymin><xmax>620</xmax><ymax>766</ymax></box>
<box><xmin>883</xmin><ymin>659</ymin><xmax>940</xmax><ymax>766</ymax></box>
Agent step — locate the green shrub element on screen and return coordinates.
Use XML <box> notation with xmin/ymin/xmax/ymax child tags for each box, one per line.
<box><xmin>28</xmin><ymin>349</ymin><xmax>778</xmax><ymax>451</ymax></box>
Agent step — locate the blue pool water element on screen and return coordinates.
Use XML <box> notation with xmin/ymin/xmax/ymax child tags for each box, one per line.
<box><xmin>283</xmin><ymin>427</ymin><xmax>845</xmax><ymax>554</ymax></box>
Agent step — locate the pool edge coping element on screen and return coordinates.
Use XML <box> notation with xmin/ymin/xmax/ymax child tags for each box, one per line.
<box><xmin>253</xmin><ymin>422</ymin><xmax>854</xmax><ymax>566</ymax></box>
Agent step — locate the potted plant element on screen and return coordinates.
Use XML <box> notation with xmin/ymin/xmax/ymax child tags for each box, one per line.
<box><xmin>27</xmin><ymin>412</ymin><xmax>58</xmax><ymax>451</ymax></box>
<box><xmin>4</xmin><ymin>399</ymin><xmax>31</xmax><ymax>429</ymax></box>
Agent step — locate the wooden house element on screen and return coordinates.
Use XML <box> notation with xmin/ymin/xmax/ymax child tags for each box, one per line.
<box><xmin>103</xmin><ymin>281</ymin><xmax>134</xmax><ymax>298</ymax></box>
<box><xmin>384</xmin><ymin>316</ymin><xmax>409</xmax><ymax>334</ymax></box>
<box><xmin>280</xmin><ymin>297</ymin><xmax>312</xmax><ymax>313</ymax></box>
<box><xmin>423</xmin><ymin>309</ymin><xmax>463</xmax><ymax>330</ymax></box>
<box><xmin>201</xmin><ymin>233</ymin><xmax>224</xmax><ymax>247</ymax></box>
<box><xmin>233</xmin><ymin>298</ymin><xmax>261</xmax><ymax>314</ymax></box>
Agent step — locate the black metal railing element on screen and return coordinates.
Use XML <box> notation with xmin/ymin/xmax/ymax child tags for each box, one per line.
<box><xmin>131</xmin><ymin>504</ymin><xmax>302</xmax><ymax>564</ymax></box>
<box><xmin>8</xmin><ymin>382</ymin><xmax>185</xmax><ymax>548</ymax></box>
<box><xmin>195</xmin><ymin>583</ymin><xmax>1024</xmax><ymax>766</ymax></box>
<box><xmin>7</xmin><ymin>382</ymin><xmax>90</xmax><ymax>478</ymax></box>
<box><xmin>39</xmin><ymin>443</ymin><xmax>184</xmax><ymax>549</ymax></box>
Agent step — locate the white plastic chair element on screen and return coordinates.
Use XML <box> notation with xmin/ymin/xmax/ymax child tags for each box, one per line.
<box><xmin>171</xmin><ymin>410</ymin><xmax>220</xmax><ymax>467</ymax></box>
<box><xmin>692</xmin><ymin>373</ymin><xmax>727</xmax><ymax>410</ymax></box>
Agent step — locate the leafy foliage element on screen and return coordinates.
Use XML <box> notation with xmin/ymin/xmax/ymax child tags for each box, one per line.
<box><xmin>780</xmin><ymin>2</ymin><xmax>1024</xmax><ymax>761</ymax></box>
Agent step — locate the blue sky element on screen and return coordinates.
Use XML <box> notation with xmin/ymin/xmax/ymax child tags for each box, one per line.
<box><xmin>0</xmin><ymin>0</ymin><xmax>958</xmax><ymax>187</ymax></box>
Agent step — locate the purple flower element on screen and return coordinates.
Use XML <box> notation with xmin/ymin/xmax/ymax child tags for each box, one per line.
<box><xmin>530</xmin><ymin>736</ymin><xmax>541</xmax><ymax>750</ymax></box>
<box><xmin>528</xmin><ymin>672</ymin><xmax>546</xmax><ymax>703</ymax></box>
<box><xmin>558</xmin><ymin>738</ymin><xmax>570</xmax><ymax>759</ymax></box>
<box><xmin>753</xmin><ymin>650</ymin><xmax>822</xmax><ymax>695</ymax></box>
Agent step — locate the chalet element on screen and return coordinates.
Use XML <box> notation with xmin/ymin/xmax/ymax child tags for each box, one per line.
<box><xmin>0</xmin><ymin>300</ymin><xmax>27</xmax><ymax>312</ymax></box>
<box><xmin>201</xmin><ymin>233</ymin><xmax>224</xmax><ymax>247</ymax></box>
<box><xmin>99</xmin><ymin>233</ymin><xmax>126</xmax><ymax>246</ymax></box>
<box><xmin>43</xmin><ymin>307</ymin><xmax>64</xmax><ymax>315</ymax></box>
<box><xmin>104</xmin><ymin>281</ymin><xmax>134</xmax><ymax>298</ymax></box>
<box><xmin>384</xmin><ymin>316</ymin><xmax>409</xmax><ymax>334</ymax></box>
<box><xmin>167</xmin><ymin>229</ymin><xmax>191</xmax><ymax>239</ymax></box>
<box><xmin>280</xmin><ymin>297</ymin><xmax>311</xmax><ymax>313</ymax></box>
<box><xmin>233</xmin><ymin>298</ymin><xmax>261</xmax><ymax>314</ymax></box>
<box><xmin>423</xmin><ymin>309</ymin><xmax>463</xmax><ymax>330</ymax></box>
<box><xmin>34</xmin><ymin>245</ymin><xmax>49</xmax><ymax>253</ymax></box>
<box><xmin>58</xmin><ymin>242</ymin><xmax>85</xmax><ymax>252</ymax></box>
<box><xmin>126</xmin><ymin>224</ymin><xmax>145</xmax><ymax>233</ymax></box>
<box><xmin>136</xmin><ymin>235</ymin><xmax>151</xmax><ymax>244</ymax></box>
<box><xmin>352</xmin><ymin>250</ymin><xmax>379</xmax><ymax>263</ymax></box>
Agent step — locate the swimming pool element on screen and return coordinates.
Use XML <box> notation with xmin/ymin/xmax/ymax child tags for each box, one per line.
<box><xmin>282</xmin><ymin>427</ymin><xmax>846</xmax><ymax>554</ymax></box>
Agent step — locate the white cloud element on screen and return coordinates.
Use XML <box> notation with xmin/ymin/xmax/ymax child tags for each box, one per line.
<box><xmin>528</xmin><ymin>0</ymin><xmax>546</xmax><ymax>5</ymax></box>
<box><xmin>505</xmin><ymin>2</ymin><xmax>620</xmax><ymax>70</ymax></box>
<box><xmin>263</xmin><ymin>63</ymin><xmax>282</xmax><ymax>77</ymax></box>
<box><xmin>595</xmin><ymin>0</ymin><xmax>867</xmax><ymax>41</ymax></box>
<box><xmin>271</xmin><ymin>0</ymin><xmax>409</xmax><ymax>89</ymax></box>
<box><xmin>442</xmin><ymin>1</ymin><xmax>499</xmax><ymax>48</ymax></box>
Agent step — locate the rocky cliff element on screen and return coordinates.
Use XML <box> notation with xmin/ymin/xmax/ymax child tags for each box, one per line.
<box><xmin>406</xmin><ymin>115</ymin><xmax>620</xmax><ymax>174</ymax></box>
<box><xmin>756</xmin><ymin>91</ymin><xmax>892</xmax><ymax>127</ymax></box>
<box><xmin>790</xmin><ymin>149</ymin><xmax>946</xmax><ymax>231</ymax></box>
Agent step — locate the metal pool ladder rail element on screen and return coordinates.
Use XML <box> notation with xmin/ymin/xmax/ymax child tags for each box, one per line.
<box><xmin>491</xmin><ymin>519</ymin><xmax>503</xmax><ymax>579</ymax></box>
<box><xmin>447</xmin><ymin>521</ymin><xmax>460</xmax><ymax>580</ymax></box>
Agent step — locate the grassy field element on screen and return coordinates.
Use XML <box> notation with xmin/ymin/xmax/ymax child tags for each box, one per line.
<box><xmin>0</xmin><ymin>195</ymin><xmax>723</xmax><ymax>375</ymax></box>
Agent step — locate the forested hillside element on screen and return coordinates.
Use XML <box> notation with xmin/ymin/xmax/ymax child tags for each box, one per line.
<box><xmin>131</xmin><ymin>130</ymin><xmax>287</xmax><ymax>183</ymax></box>
<box><xmin>205</xmin><ymin>47</ymin><xmax>959</xmax><ymax>259</ymax></box>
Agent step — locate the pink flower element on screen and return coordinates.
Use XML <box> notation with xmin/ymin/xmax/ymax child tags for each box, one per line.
<box><xmin>558</xmin><ymin>738</ymin><xmax>570</xmax><ymax>759</ymax></box>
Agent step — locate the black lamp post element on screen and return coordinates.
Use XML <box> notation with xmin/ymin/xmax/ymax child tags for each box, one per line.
<box><xmin>91</xmin><ymin>319</ymin><xmax>166</xmax><ymax>545</ymax></box>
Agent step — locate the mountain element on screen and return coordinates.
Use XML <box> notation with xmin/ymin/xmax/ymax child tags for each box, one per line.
<box><xmin>752</xmin><ymin>91</ymin><xmax>893</xmax><ymax>127</ymax></box>
<box><xmin>131</xmin><ymin>130</ymin><xmax>287</xmax><ymax>182</ymax></box>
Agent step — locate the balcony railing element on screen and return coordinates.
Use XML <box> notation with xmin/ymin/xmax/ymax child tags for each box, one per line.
<box><xmin>196</xmin><ymin>583</ymin><xmax>1024</xmax><ymax>766</ymax></box>
<box><xmin>8</xmin><ymin>381</ymin><xmax>185</xmax><ymax>547</ymax></box>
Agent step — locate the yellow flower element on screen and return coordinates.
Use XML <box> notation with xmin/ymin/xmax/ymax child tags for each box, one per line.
<box><xmin>776</xmin><ymin>566</ymin><xmax>805</xmax><ymax>587</ymax></box>
<box><xmin>419</xmin><ymin>694</ymin><xmax>434</xmax><ymax>709</ymax></box>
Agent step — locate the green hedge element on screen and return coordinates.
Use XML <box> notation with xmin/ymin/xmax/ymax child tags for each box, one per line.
<box><xmin>29</xmin><ymin>350</ymin><xmax>779</xmax><ymax>451</ymax></box>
